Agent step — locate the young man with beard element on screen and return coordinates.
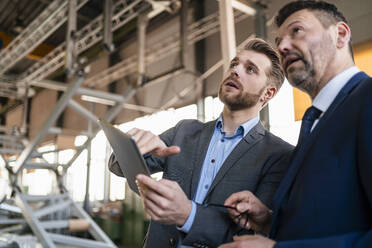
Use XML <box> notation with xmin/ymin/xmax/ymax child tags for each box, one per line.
<box><xmin>108</xmin><ymin>38</ymin><xmax>293</xmax><ymax>247</ymax></box>
<box><xmin>220</xmin><ymin>1</ymin><xmax>372</xmax><ymax>248</ymax></box>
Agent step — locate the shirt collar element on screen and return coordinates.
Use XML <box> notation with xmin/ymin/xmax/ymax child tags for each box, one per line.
<box><xmin>312</xmin><ymin>66</ymin><xmax>360</xmax><ymax>113</ymax></box>
<box><xmin>216</xmin><ymin>115</ymin><xmax>259</xmax><ymax>138</ymax></box>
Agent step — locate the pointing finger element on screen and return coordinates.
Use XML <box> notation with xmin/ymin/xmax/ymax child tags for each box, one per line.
<box><xmin>155</xmin><ymin>146</ymin><xmax>181</xmax><ymax>157</ymax></box>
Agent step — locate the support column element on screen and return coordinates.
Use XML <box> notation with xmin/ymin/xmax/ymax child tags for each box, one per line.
<box><xmin>103</xmin><ymin>0</ymin><xmax>114</xmax><ymax>52</ymax></box>
<box><xmin>65</xmin><ymin>0</ymin><xmax>78</xmax><ymax>75</ymax></box>
<box><xmin>197</xmin><ymin>99</ymin><xmax>205</xmax><ymax>122</ymax></box>
<box><xmin>137</xmin><ymin>14</ymin><xmax>148</xmax><ymax>86</ymax></box>
<box><xmin>180</xmin><ymin>0</ymin><xmax>191</xmax><ymax>69</ymax></box>
<box><xmin>194</xmin><ymin>0</ymin><xmax>205</xmax><ymax>122</ymax></box>
<box><xmin>254</xmin><ymin>2</ymin><xmax>270</xmax><ymax>130</ymax></box>
<box><xmin>219</xmin><ymin>0</ymin><xmax>236</xmax><ymax>72</ymax></box>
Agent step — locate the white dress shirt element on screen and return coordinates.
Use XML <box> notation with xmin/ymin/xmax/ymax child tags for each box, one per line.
<box><xmin>311</xmin><ymin>66</ymin><xmax>360</xmax><ymax>130</ymax></box>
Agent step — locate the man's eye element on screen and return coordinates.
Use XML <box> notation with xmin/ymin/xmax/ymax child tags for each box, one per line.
<box><xmin>247</xmin><ymin>66</ymin><xmax>255</xmax><ymax>73</ymax></box>
<box><xmin>293</xmin><ymin>27</ymin><xmax>301</xmax><ymax>34</ymax></box>
<box><xmin>230</xmin><ymin>62</ymin><xmax>238</xmax><ymax>68</ymax></box>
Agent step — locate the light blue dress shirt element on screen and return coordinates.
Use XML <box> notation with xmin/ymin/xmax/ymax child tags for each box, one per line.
<box><xmin>178</xmin><ymin>115</ymin><xmax>259</xmax><ymax>247</ymax></box>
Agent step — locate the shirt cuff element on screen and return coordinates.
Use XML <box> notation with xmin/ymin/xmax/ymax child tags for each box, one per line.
<box><xmin>177</xmin><ymin>201</ymin><xmax>196</xmax><ymax>233</ymax></box>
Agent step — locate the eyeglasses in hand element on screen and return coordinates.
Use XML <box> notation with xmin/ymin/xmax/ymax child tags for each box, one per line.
<box><xmin>207</xmin><ymin>203</ymin><xmax>251</xmax><ymax>236</ymax></box>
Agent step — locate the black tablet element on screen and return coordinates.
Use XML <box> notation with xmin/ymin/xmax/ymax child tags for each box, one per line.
<box><xmin>99</xmin><ymin>119</ymin><xmax>150</xmax><ymax>195</ymax></box>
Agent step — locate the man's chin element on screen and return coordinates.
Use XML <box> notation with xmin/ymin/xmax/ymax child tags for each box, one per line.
<box><xmin>225</xmin><ymin>103</ymin><xmax>245</xmax><ymax>111</ymax></box>
<box><xmin>287</xmin><ymin>71</ymin><xmax>308</xmax><ymax>87</ymax></box>
<box><xmin>224</xmin><ymin>99</ymin><xmax>256</xmax><ymax>111</ymax></box>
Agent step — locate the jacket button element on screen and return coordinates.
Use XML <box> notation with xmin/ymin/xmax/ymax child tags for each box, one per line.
<box><xmin>169</xmin><ymin>238</ymin><xmax>176</xmax><ymax>247</ymax></box>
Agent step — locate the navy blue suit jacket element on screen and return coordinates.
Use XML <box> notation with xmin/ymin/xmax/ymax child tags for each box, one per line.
<box><xmin>270</xmin><ymin>71</ymin><xmax>372</xmax><ymax>247</ymax></box>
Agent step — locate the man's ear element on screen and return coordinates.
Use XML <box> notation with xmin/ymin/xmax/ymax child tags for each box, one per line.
<box><xmin>260</xmin><ymin>84</ymin><xmax>277</xmax><ymax>105</ymax></box>
<box><xmin>260</xmin><ymin>84</ymin><xmax>278</xmax><ymax>108</ymax></box>
<box><xmin>336</xmin><ymin>22</ymin><xmax>351</xmax><ymax>49</ymax></box>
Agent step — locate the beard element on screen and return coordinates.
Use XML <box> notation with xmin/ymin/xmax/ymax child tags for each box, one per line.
<box><xmin>218</xmin><ymin>81</ymin><xmax>264</xmax><ymax>111</ymax></box>
<box><xmin>285</xmin><ymin>55</ymin><xmax>319</xmax><ymax>95</ymax></box>
<box><xmin>284</xmin><ymin>33</ymin><xmax>336</xmax><ymax>97</ymax></box>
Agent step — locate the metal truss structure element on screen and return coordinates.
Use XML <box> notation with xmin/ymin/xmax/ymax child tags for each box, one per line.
<box><xmin>1</xmin><ymin>68</ymin><xmax>118</xmax><ymax>248</ymax></box>
<box><xmin>15</xmin><ymin>189</ymin><xmax>116</xmax><ymax>248</ymax></box>
<box><xmin>0</xmin><ymin>0</ymin><xmax>265</xmax><ymax>246</ymax></box>
<box><xmin>0</xmin><ymin>0</ymin><xmax>90</xmax><ymax>75</ymax></box>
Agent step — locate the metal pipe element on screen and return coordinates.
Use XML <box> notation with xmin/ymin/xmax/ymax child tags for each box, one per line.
<box><xmin>34</xmin><ymin>201</ymin><xmax>72</xmax><ymax>218</ymax></box>
<box><xmin>24</xmin><ymin>162</ymin><xmax>59</xmax><ymax>170</ymax></box>
<box><xmin>48</xmin><ymin>233</ymin><xmax>113</xmax><ymax>248</ymax></box>
<box><xmin>47</xmin><ymin>126</ymin><xmax>90</xmax><ymax>136</ymax></box>
<box><xmin>40</xmin><ymin>220</ymin><xmax>69</xmax><ymax>229</ymax></box>
<box><xmin>67</xmin><ymin>100</ymin><xmax>99</xmax><ymax>126</ymax></box>
<box><xmin>32</xmin><ymin>80</ymin><xmax>125</xmax><ymax>103</ymax></box>
<box><xmin>83</xmin><ymin>102</ymin><xmax>94</xmax><ymax>212</ymax></box>
<box><xmin>21</xmin><ymin>86</ymin><xmax>28</xmax><ymax>134</ymax></box>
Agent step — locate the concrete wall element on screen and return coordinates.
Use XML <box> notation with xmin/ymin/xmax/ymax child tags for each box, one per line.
<box><xmin>6</xmin><ymin>104</ymin><xmax>23</xmax><ymax>128</ymax></box>
<box><xmin>29</xmin><ymin>89</ymin><xmax>58</xmax><ymax>142</ymax></box>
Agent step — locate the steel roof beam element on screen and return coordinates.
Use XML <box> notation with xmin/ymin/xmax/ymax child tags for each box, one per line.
<box><xmin>0</xmin><ymin>0</ymin><xmax>89</xmax><ymax>75</ymax></box>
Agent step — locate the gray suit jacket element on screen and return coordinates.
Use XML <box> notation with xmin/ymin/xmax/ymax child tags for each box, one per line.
<box><xmin>109</xmin><ymin>119</ymin><xmax>293</xmax><ymax>248</ymax></box>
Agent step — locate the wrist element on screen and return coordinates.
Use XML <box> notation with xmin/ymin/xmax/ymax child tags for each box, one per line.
<box><xmin>178</xmin><ymin>200</ymin><xmax>192</xmax><ymax>226</ymax></box>
<box><xmin>268</xmin><ymin>240</ymin><xmax>276</xmax><ymax>248</ymax></box>
<box><xmin>262</xmin><ymin>209</ymin><xmax>273</xmax><ymax>234</ymax></box>
<box><xmin>177</xmin><ymin>201</ymin><xmax>196</xmax><ymax>233</ymax></box>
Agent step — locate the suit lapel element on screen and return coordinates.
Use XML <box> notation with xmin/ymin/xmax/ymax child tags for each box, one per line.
<box><xmin>205</xmin><ymin>122</ymin><xmax>265</xmax><ymax>198</ymax></box>
<box><xmin>190</xmin><ymin>120</ymin><xmax>216</xmax><ymax>199</ymax></box>
<box><xmin>308</xmin><ymin>72</ymin><xmax>369</xmax><ymax>144</ymax></box>
<box><xmin>270</xmin><ymin>71</ymin><xmax>369</xmax><ymax>237</ymax></box>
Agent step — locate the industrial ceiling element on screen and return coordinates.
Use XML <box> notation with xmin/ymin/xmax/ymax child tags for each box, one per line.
<box><xmin>0</xmin><ymin>0</ymin><xmax>371</xmax><ymax>141</ymax></box>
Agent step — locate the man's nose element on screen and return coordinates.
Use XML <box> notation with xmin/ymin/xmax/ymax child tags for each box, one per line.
<box><xmin>278</xmin><ymin>37</ymin><xmax>292</xmax><ymax>56</ymax></box>
<box><xmin>231</xmin><ymin>65</ymin><xmax>239</xmax><ymax>78</ymax></box>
